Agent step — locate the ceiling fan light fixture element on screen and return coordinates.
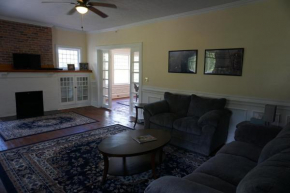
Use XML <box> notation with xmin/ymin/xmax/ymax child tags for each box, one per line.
<box><xmin>76</xmin><ymin>5</ymin><xmax>88</xmax><ymax>14</ymax></box>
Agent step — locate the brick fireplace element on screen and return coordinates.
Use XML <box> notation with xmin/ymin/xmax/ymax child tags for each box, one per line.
<box><xmin>0</xmin><ymin>19</ymin><xmax>53</xmax><ymax>66</ymax></box>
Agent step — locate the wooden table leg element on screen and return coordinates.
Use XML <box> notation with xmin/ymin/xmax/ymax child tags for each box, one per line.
<box><xmin>134</xmin><ymin>106</ymin><xmax>138</xmax><ymax>128</ymax></box>
<box><xmin>123</xmin><ymin>157</ymin><xmax>127</xmax><ymax>175</ymax></box>
<box><xmin>102</xmin><ymin>154</ymin><xmax>109</xmax><ymax>185</ymax></box>
<box><xmin>159</xmin><ymin>148</ymin><xmax>163</xmax><ymax>164</ymax></box>
<box><xmin>151</xmin><ymin>151</ymin><xmax>157</xmax><ymax>179</ymax></box>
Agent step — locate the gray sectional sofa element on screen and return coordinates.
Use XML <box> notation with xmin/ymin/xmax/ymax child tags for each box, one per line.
<box><xmin>143</xmin><ymin>92</ymin><xmax>231</xmax><ymax>155</ymax></box>
<box><xmin>145</xmin><ymin>122</ymin><xmax>290</xmax><ymax>193</ymax></box>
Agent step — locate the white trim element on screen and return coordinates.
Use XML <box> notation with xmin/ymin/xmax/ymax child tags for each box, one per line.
<box><xmin>0</xmin><ymin>16</ymin><xmax>85</xmax><ymax>32</ymax></box>
<box><xmin>0</xmin><ymin>0</ymin><xmax>265</xmax><ymax>33</ymax></box>
<box><xmin>141</xmin><ymin>85</ymin><xmax>290</xmax><ymax>142</ymax></box>
<box><xmin>55</xmin><ymin>45</ymin><xmax>82</xmax><ymax>70</ymax></box>
<box><xmin>95</xmin><ymin>43</ymin><xmax>143</xmax><ymax>110</ymax></box>
<box><xmin>142</xmin><ymin>85</ymin><xmax>290</xmax><ymax>109</ymax></box>
<box><xmin>87</xmin><ymin>0</ymin><xmax>265</xmax><ymax>34</ymax></box>
<box><xmin>53</xmin><ymin>26</ymin><xmax>85</xmax><ymax>33</ymax></box>
<box><xmin>0</xmin><ymin>15</ymin><xmax>53</xmax><ymax>27</ymax></box>
<box><xmin>96</xmin><ymin>43</ymin><xmax>143</xmax><ymax>50</ymax></box>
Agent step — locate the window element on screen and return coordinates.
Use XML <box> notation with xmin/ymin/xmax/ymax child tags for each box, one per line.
<box><xmin>113</xmin><ymin>54</ymin><xmax>130</xmax><ymax>84</ymax></box>
<box><xmin>57</xmin><ymin>47</ymin><xmax>81</xmax><ymax>70</ymax></box>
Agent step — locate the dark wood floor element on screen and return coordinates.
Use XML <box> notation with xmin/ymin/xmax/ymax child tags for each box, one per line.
<box><xmin>0</xmin><ymin>98</ymin><xmax>144</xmax><ymax>192</ymax></box>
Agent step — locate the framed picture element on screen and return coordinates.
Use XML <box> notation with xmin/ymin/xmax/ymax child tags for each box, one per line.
<box><xmin>80</xmin><ymin>63</ymin><xmax>89</xmax><ymax>70</ymax></box>
<box><xmin>204</xmin><ymin>48</ymin><xmax>244</xmax><ymax>76</ymax></box>
<box><xmin>67</xmin><ymin>64</ymin><xmax>75</xmax><ymax>71</ymax></box>
<box><xmin>168</xmin><ymin>50</ymin><xmax>198</xmax><ymax>73</ymax></box>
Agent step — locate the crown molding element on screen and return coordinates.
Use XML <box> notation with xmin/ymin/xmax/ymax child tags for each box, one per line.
<box><xmin>87</xmin><ymin>0</ymin><xmax>265</xmax><ymax>34</ymax></box>
<box><xmin>0</xmin><ymin>15</ymin><xmax>86</xmax><ymax>33</ymax></box>
<box><xmin>0</xmin><ymin>15</ymin><xmax>53</xmax><ymax>28</ymax></box>
<box><xmin>0</xmin><ymin>0</ymin><xmax>265</xmax><ymax>34</ymax></box>
<box><xmin>53</xmin><ymin>26</ymin><xmax>86</xmax><ymax>33</ymax></box>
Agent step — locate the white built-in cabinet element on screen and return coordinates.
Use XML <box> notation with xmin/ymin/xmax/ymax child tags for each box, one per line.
<box><xmin>59</xmin><ymin>75</ymin><xmax>90</xmax><ymax>106</ymax></box>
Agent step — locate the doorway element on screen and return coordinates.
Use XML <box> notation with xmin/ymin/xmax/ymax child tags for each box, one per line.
<box><xmin>96</xmin><ymin>43</ymin><xmax>142</xmax><ymax>116</ymax></box>
<box><xmin>111</xmin><ymin>49</ymin><xmax>130</xmax><ymax>114</ymax></box>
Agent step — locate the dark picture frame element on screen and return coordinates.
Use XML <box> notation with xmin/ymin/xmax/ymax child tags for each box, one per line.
<box><xmin>80</xmin><ymin>63</ymin><xmax>89</xmax><ymax>70</ymax></box>
<box><xmin>168</xmin><ymin>50</ymin><xmax>198</xmax><ymax>73</ymax></box>
<box><xmin>67</xmin><ymin>64</ymin><xmax>75</xmax><ymax>71</ymax></box>
<box><xmin>204</xmin><ymin>48</ymin><xmax>244</xmax><ymax>76</ymax></box>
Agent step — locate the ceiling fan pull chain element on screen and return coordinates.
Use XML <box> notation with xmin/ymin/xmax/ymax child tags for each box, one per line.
<box><xmin>81</xmin><ymin>14</ymin><xmax>84</xmax><ymax>31</ymax></box>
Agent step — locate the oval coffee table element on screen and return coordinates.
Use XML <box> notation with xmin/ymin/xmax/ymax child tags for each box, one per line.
<box><xmin>98</xmin><ymin>129</ymin><xmax>171</xmax><ymax>184</ymax></box>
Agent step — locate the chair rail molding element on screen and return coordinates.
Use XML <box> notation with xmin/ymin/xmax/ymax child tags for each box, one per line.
<box><xmin>141</xmin><ymin>85</ymin><xmax>290</xmax><ymax>143</ymax></box>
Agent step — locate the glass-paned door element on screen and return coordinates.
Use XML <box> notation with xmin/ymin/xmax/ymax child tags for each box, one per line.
<box><xmin>76</xmin><ymin>77</ymin><xmax>89</xmax><ymax>101</ymax></box>
<box><xmin>60</xmin><ymin>77</ymin><xmax>74</xmax><ymax>104</ymax></box>
<box><xmin>130</xmin><ymin>49</ymin><xmax>141</xmax><ymax>115</ymax></box>
<box><xmin>102</xmin><ymin>51</ymin><xmax>111</xmax><ymax>108</ymax></box>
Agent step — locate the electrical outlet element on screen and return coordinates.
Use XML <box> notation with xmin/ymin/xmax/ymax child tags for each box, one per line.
<box><xmin>145</xmin><ymin>77</ymin><xmax>149</xmax><ymax>82</ymax></box>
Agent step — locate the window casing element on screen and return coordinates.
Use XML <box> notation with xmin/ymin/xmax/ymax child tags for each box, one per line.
<box><xmin>57</xmin><ymin>46</ymin><xmax>81</xmax><ymax>70</ymax></box>
<box><xmin>113</xmin><ymin>54</ymin><xmax>130</xmax><ymax>85</ymax></box>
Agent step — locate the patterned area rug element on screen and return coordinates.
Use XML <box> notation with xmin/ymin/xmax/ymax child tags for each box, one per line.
<box><xmin>0</xmin><ymin>124</ymin><xmax>209</xmax><ymax>193</ymax></box>
<box><xmin>0</xmin><ymin>112</ymin><xmax>97</xmax><ymax>140</ymax></box>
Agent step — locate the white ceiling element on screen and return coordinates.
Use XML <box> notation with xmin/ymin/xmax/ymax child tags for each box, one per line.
<box><xmin>0</xmin><ymin>0</ymin><xmax>249</xmax><ymax>32</ymax></box>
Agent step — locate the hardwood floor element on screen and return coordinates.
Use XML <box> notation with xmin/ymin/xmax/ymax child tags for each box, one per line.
<box><xmin>0</xmin><ymin>100</ymin><xmax>144</xmax><ymax>192</ymax></box>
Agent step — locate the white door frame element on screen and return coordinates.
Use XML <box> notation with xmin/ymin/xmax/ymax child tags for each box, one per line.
<box><xmin>95</xmin><ymin>43</ymin><xmax>143</xmax><ymax>113</ymax></box>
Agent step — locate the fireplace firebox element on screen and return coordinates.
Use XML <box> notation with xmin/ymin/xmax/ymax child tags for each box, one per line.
<box><xmin>15</xmin><ymin>91</ymin><xmax>44</xmax><ymax>119</ymax></box>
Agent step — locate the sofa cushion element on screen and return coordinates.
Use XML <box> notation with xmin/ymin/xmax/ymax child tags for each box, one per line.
<box><xmin>195</xmin><ymin>154</ymin><xmax>257</xmax><ymax>186</ymax></box>
<box><xmin>258</xmin><ymin>123</ymin><xmax>290</xmax><ymax>163</ymax></box>
<box><xmin>150</xmin><ymin>113</ymin><xmax>182</xmax><ymax>128</ymax></box>
<box><xmin>235</xmin><ymin>122</ymin><xmax>282</xmax><ymax>148</ymax></box>
<box><xmin>173</xmin><ymin>117</ymin><xmax>201</xmax><ymax>135</ymax></box>
<box><xmin>184</xmin><ymin>173</ymin><xmax>236</xmax><ymax>193</ymax></box>
<box><xmin>187</xmin><ymin>95</ymin><xmax>226</xmax><ymax>117</ymax></box>
<box><xmin>145</xmin><ymin>176</ymin><xmax>223</xmax><ymax>193</ymax></box>
<box><xmin>218</xmin><ymin>141</ymin><xmax>262</xmax><ymax>162</ymax></box>
<box><xmin>237</xmin><ymin>148</ymin><xmax>290</xmax><ymax>193</ymax></box>
<box><xmin>164</xmin><ymin>92</ymin><xmax>191</xmax><ymax>116</ymax></box>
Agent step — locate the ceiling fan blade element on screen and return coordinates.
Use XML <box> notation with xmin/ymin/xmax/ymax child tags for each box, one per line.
<box><xmin>88</xmin><ymin>7</ymin><xmax>108</xmax><ymax>18</ymax></box>
<box><xmin>67</xmin><ymin>7</ymin><xmax>77</xmax><ymax>15</ymax></box>
<box><xmin>88</xmin><ymin>2</ymin><xmax>117</xmax><ymax>8</ymax></box>
<box><xmin>42</xmin><ymin>1</ymin><xmax>75</xmax><ymax>4</ymax></box>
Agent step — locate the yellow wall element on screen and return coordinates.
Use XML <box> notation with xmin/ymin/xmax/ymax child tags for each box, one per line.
<box><xmin>52</xmin><ymin>27</ymin><xmax>87</xmax><ymax>65</ymax></box>
<box><xmin>87</xmin><ymin>0</ymin><xmax>290</xmax><ymax>101</ymax></box>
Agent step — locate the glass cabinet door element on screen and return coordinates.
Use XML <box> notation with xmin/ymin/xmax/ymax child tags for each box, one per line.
<box><xmin>102</xmin><ymin>51</ymin><xmax>111</xmax><ymax>108</ymax></box>
<box><xmin>76</xmin><ymin>77</ymin><xmax>89</xmax><ymax>101</ymax></box>
<box><xmin>60</xmin><ymin>77</ymin><xmax>74</xmax><ymax>103</ymax></box>
<box><xmin>130</xmin><ymin>49</ymin><xmax>141</xmax><ymax>115</ymax></box>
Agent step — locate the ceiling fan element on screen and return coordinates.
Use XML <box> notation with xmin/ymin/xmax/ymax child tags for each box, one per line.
<box><xmin>42</xmin><ymin>0</ymin><xmax>117</xmax><ymax>18</ymax></box>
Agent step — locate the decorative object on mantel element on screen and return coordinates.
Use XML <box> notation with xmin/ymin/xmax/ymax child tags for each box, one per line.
<box><xmin>0</xmin><ymin>124</ymin><xmax>209</xmax><ymax>193</ymax></box>
<box><xmin>0</xmin><ymin>112</ymin><xmax>97</xmax><ymax>140</ymax></box>
<box><xmin>168</xmin><ymin>50</ymin><xmax>198</xmax><ymax>73</ymax></box>
<box><xmin>67</xmin><ymin>64</ymin><xmax>75</xmax><ymax>71</ymax></box>
<box><xmin>204</xmin><ymin>48</ymin><xmax>244</xmax><ymax>76</ymax></box>
<box><xmin>80</xmin><ymin>63</ymin><xmax>89</xmax><ymax>70</ymax></box>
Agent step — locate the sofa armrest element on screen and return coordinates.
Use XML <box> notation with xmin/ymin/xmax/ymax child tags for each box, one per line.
<box><xmin>235</xmin><ymin>121</ymin><xmax>282</xmax><ymax>147</ymax></box>
<box><xmin>198</xmin><ymin>109</ymin><xmax>231</xmax><ymax>128</ymax></box>
<box><xmin>145</xmin><ymin>176</ymin><xmax>222</xmax><ymax>193</ymax></box>
<box><xmin>143</xmin><ymin>100</ymin><xmax>169</xmax><ymax>116</ymax></box>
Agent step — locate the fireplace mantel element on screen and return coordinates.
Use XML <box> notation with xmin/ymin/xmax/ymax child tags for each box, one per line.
<box><xmin>0</xmin><ymin>71</ymin><xmax>93</xmax><ymax>117</ymax></box>
<box><xmin>0</xmin><ymin>64</ymin><xmax>92</xmax><ymax>73</ymax></box>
